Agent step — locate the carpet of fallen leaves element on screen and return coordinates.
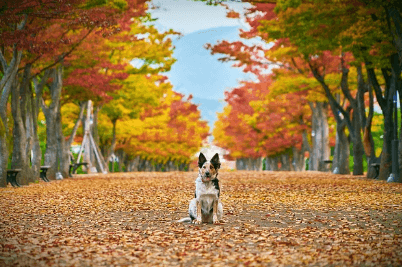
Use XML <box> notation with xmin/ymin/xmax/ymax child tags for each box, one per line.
<box><xmin>1</xmin><ymin>171</ymin><xmax>402</xmax><ymax>267</ymax></box>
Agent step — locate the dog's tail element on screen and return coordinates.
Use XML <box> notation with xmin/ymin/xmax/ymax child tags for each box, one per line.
<box><xmin>176</xmin><ymin>217</ymin><xmax>192</xmax><ymax>223</ymax></box>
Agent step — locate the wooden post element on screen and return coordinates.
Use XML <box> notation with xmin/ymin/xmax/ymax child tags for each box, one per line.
<box><xmin>83</xmin><ymin>100</ymin><xmax>92</xmax><ymax>173</ymax></box>
<box><xmin>75</xmin><ymin>100</ymin><xmax>108</xmax><ymax>174</ymax></box>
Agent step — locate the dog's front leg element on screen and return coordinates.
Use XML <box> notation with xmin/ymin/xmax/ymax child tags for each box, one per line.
<box><xmin>212</xmin><ymin>199</ymin><xmax>219</xmax><ymax>224</ymax></box>
<box><xmin>194</xmin><ymin>200</ymin><xmax>202</xmax><ymax>224</ymax></box>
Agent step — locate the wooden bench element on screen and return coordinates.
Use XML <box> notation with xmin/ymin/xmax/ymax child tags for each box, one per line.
<box><xmin>7</xmin><ymin>169</ymin><xmax>21</xmax><ymax>187</ymax></box>
<box><xmin>371</xmin><ymin>163</ymin><xmax>380</xmax><ymax>179</ymax></box>
<box><xmin>40</xmin><ymin>166</ymin><xmax>51</xmax><ymax>182</ymax></box>
<box><xmin>322</xmin><ymin>160</ymin><xmax>333</xmax><ymax>172</ymax></box>
<box><xmin>69</xmin><ymin>162</ymin><xmax>88</xmax><ymax>177</ymax></box>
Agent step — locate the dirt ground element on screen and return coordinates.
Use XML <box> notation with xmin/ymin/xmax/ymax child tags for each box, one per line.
<box><xmin>0</xmin><ymin>171</ymin><xmax>401</xmax><ymax>266</ymax></box>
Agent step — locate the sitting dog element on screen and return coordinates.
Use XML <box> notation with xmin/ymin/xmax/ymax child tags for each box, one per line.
<box><xmin>178</xmin><ymin>152</ymin><xmax>223</xmax><ymax>224</ymax></box>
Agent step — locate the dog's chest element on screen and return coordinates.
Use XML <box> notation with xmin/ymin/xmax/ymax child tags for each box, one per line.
<box><xmin>197</xmin><ymin>182</ymin><xmax>218</xmax><ymax>197</ymax></box>
<box><xmin>195</xmin><ymin>178</ymin><xmax>219</xmax><ymax>212</ymax></box>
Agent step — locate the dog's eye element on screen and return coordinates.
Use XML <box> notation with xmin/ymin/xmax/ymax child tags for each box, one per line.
<box><xmin>210</xmin><ymin>166</ymin><xmax>214</xmax><ymax>169</ymax></box>
<box><xmin>203</xmin><ymin>166</ymin><xmax>206</xmax><ymax>168</ymax></box>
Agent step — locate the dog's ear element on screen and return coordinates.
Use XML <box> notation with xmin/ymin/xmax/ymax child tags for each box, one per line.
<box><xmin>198</xmin><ymin>153</ymin><xmax>207</xmax><ymax>168</ymax></box>
<box><xmin>211</xmin><ymin>153</ymin><xmax>221</xmax><ymax>169</ymax></box>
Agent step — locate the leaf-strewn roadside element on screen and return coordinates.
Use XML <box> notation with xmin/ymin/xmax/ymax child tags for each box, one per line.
<box><xmin>1</xmin><ymin>171</ymin><xmax>401</xmax><ymax>266</ymax></box>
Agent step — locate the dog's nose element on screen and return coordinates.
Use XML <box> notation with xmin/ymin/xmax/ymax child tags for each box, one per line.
<box><xmin>206</xmin><ymin>172</ymin><xmax>210</xmax><ymax>177</ymax></box>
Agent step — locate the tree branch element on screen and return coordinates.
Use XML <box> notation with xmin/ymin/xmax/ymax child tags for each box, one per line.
<box><xmin>0</xmin><ymin>50</ymin><xmax>7</xmax><ymax>72</ymax></box>
<box><xmin>307</xmin><ymin>60</ymin><xmax>355</xmax><ymax>138</ymax></box>
<box><xmin>32</xmin><ymin>27</ymin><xmax>95</xmax><ymax>77</ymax></box>
<box><xmin>340</xmin><ymin>53</ymin><xmax>357</xmax><ymax>109</ymax></box>
<box><xmin>365</xmin><ymin>65</ymin><xmax>385</xmax><ymax>110</ymax></box>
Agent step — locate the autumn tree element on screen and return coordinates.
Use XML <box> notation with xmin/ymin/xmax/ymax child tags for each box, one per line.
<box><xmin>261</xmin><ymin>0</ymin><xmax>401</xmax><ymax>179</ymax></box>
<box><xmin>0</xmin><ymin>0</ymin><xmax>147</xmax><ymax>186</ymax></box>
<box><xmin>115</xmin><ymin>90</ymin><xmax>209</xmax><ymax>172</ymax></box>
<box><xmin>204</xmin><ymin>3</ymin><xmax>332</xmax><ymax>171</ymax></box>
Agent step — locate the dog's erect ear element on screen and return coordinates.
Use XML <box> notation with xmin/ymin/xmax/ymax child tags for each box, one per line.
<box><xmin>211</xmin><ymin>153</ymin><xmax>221</xmax><ymax>169</ymax></box>
<box><xmin>198</xmin><ymin>153</ymin><xmax>207</xmax><ymax>168</ymax></box>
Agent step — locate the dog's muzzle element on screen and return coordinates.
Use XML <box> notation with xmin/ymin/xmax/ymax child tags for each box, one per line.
<box><xmin>203</xmin><ymin>172</ymin><xmax>213</xmax><ymax>182</ymax></box>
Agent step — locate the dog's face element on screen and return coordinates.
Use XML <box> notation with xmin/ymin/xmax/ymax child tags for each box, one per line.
<box><xmin>198</xmin><ymin>153</ymin><xmax>220</xmax><ymax>182</ymax></box>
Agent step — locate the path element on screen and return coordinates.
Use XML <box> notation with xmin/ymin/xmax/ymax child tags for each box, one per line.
<box><xmin>0</xmin><ymin>171</ymin><xmax>401</xmax><ymax>266</ymax></box>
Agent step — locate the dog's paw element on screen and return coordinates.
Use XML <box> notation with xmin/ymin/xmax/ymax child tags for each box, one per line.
<box><xmin>213</xmin><ymin>215</ymin><xmax>219</xmax><ymax>224</ymax></box>
<box><xmin>193</xmin><ymin>219</ymin><xmax>202</xmax><ymax>225</ymax></box>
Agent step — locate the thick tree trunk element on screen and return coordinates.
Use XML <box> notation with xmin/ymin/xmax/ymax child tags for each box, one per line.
<box><xmin>0</xmin><ymin>48</ymin><xmax>23</xmax><ymax>187</ymax></box>
<box><xmin>41</xmin><ymin>67</ymin><xmax>63</xmax><ymax>180</ymax></box>
<box><xmin>379</xmin><ymin>107</ymin><xmax>394</xmax><ymax>180</ymax></box>
<box><xmin>56</xmin><ymin>103</ymin><xmax>69</xmax><ymax>178</ymax></box>
<box><xmin>236</xmin><ymin>157</ymin><xmax>263</xmax><ymax>170</ymax></box>
<box><xmin>10</xmin><ymin>66</ymin><xmax>34</xmax><ymax>185</ymax></box>
<box><xmin>332</xmin><ymin>122</ymin><xmax>350</xmax><ymax>174</ymax></box>
<box><xmin>236</xmin><ymin>158</ymin><xmax>244</xmax><ymax>170</ymax></box>
<box><xmin>399</xmin><ymin>90</ymin><xmax>402</xmax><ymax>180</ymax></box>
<box><xmin>31</xmin><ymin>71</ymin><xmax>51</xmax><ymax>181</ymax></box>
<box><xmin>309</xmin><ymin>102</ymin><xmax>330</xmax><ymax>171</ymax></box>
<box><xmin>117</xmin><ymin>150</ymin><xmax>125</xmax><ymax>172</ymax></box>
<box><xmin>292</xmin><ymin>147</ymin><xmax>305</xmax><ymax>171</ymax></box>
<box><xmin>280</xmin><ymin>153</ymin><xmax>292</xmax><ymax>171</ymax></box>
<box><xmin>265</xmin><ymin>156</ymin><xmax>279</xmax><ymax>171</ymax></box>
<box><xmin>25</xmin><ymin>84</ymin><xmax>38</xmax><ymax>178</ymax></box>
<box><xmin>356</xmin><ymin>66</ymin><xmax>379</xmax><ymax>178</ymax></box>
<box><xmin>106</xmin><ymin>119</ymin><xmax>117</xmax><ymax>172</ymax></box>
<box><xmin>0</xmin><ymin>126</ymin><xmax>8</xmax><ymax>187</ymax></box>
<box><xmin>254</xmin><ymin>157</ymin><xmax>263</xmax><ymax>171</ymax></box>
<box><xmin>352</xmin><ymin>88</ymin><xmax>365</xmax><ymax>175</ymax></box>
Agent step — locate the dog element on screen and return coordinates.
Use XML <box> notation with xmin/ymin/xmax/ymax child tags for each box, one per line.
<box><xmin>177</xmin><ymin>152</ymin><xmax>223</xmax><ymax>224</ymax></box>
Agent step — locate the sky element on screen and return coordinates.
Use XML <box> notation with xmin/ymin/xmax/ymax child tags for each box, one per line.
<box><xmin>148</xmin><ymin>0</ymin><xmax>256</xmax><ymax>134</ymax></box>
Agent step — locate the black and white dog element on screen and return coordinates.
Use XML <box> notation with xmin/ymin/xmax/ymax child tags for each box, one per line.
<box><xmin>178</xmin><ymin>152</ymin><xmax>223</xmax><ymax>224</ymax></box>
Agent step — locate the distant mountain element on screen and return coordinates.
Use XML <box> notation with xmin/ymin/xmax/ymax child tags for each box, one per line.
<box><xmin>166</xmin><ymin>26</ymin><xmax>254</xmax><ymax>136</ymax></box>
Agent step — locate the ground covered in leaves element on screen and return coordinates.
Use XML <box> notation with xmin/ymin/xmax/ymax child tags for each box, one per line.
<box><xmin>1</xmin><ymin>171</ymin><xmax>401</xmax><ymax>266</ymax></box>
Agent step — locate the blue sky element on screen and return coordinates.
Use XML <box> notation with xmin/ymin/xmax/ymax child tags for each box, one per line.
<box><xmin>149</xmin><ymin>0</ymin><xmax>255</xmax><ymax>133</ymax></box>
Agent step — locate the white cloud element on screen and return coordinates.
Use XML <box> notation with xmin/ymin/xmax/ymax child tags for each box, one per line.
<box><xmin>149</xmin><ymin>0</ymin><xmax>250</xmax><ymax>35</ymax></box>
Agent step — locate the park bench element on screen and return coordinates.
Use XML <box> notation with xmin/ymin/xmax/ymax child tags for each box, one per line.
<box><xmin>7</xmin><ymin>169</ymin><xmax>21</xmax><ymax>187</ymax></box>
<box><xmin>69</xmin><ymin>162</ymin><xmax>89</xmax><ymax>177</ymax></box>
<box><xmin>371</xmin><ymin>163</ymin><xmax>380</xmax><ymax>179</ymax></box>
<box><xmin>322</xmin><ymin>160</ymin><xmax>333</xmax><ymax>170</ymax></box>
<box><xmin>40</xmin><ymin>166</ymin><xmax>51</xmax><ymax>182</ymax></box>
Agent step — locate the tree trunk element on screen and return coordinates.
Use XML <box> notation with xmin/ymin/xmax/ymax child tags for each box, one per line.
<box><xmin>0</xmin><ymin>123</ymin><xmax>8</xmax><ymax>187</ymax></box>
<box><xmin>253</xmin><ymin>157</ymin><xmax>263</xmax><ymax>171</ymax></box>
<box><xmin>31</xmin><ymin>70</ymin><xmax>51</xmax><ymax>181</ymax></box>
<box><xmin>379</xmin><ymin>107</ymin><xmax>394</xmax><ymax>180</ymax></box>
<box><xmin>356</xmin><ymin>66</ymin><xmax>379</xmax><ymax>178</ymax></box>
<box><xmin>292</xmin><ymin>147</ymin><xmax>305</xmax><ymax>171</ymax></box>
<box><xmin>280</xmin><ymin>153</ymin><xmax>292</xmax><ymax>171</ymax></box>
<box><xmin>11</xmin><ymin>65</ymin><xmax>34</xmax><ymax>185</ymax></box>
<box><xmin>399</xmin><ymin>90</ymin><xmax>402</xmax><ymax>180</ymax></box>
<box><xmin>352</xmin><ymin>85</ymin><xmax>365</xmax><ymax>175</ymax></box>
<box><xmin>56</xmin><ymin>103</ymin><xmax>69</xmax><ymax>178</ymax></box>
<box><xmin>25</xmin><ymin>84</ymin><xmax>36</xmax><ymax>178</ymax></box>
<box><xmin>106</xmin><ymin>119</ymin><xmax>117</xmax><ymax>172</ymax></box>
<box><xmin>309</xmin><ymin>102</ymin><xmax>330</xmax><ymax>171</ymax></box>
<box><xmin>117</xmin><ymin>149</ymin><xmax>125</xmax><ymax>172</ymax></box>
<box><xmin>41</xmin><ymin>67</ymin><xmax>63</xmax><ymax>180</ymax></box>
<box><xmin>332</xmin><ymin>121</ymin><xmax>350</xmax><ymax>174</ymax></box>
<box><xmin>236</xmin><ymin>158</ymin><xmax>244</xmax><ymax>170</ymax></box>
<box><xmin>266</xmin><ymin>156</ymin><xmax>279</xmax><ymax>171</ymax></box>
<box><xmin>0</xmin><ymin>48</ymin><xmax>23</xmax><ymax>187</ymax></box>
